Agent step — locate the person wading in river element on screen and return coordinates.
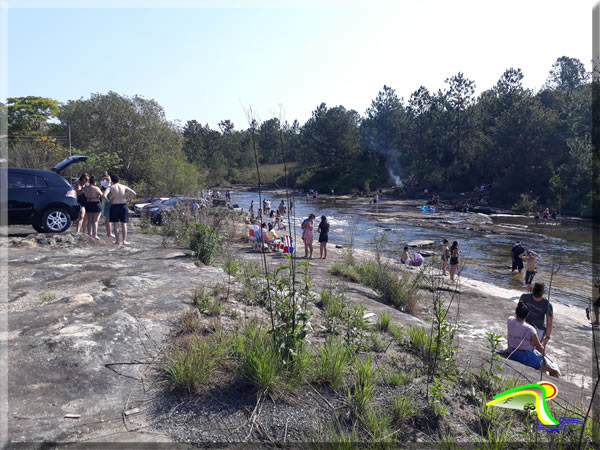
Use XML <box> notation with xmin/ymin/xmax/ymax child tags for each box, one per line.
<box><xmin>511</xmin><ymin>241</ymin><xmax>525</xmax><ymax>274</ymax></box>
<box><xmin>520</xmin><ymin>250</ymin><xmax>539</xmax><ymax>292</ymax></box>
<box><xmin>103</xmin><ymin>174</ymin><xmax>136</xmax><ymax>246</ymax></box>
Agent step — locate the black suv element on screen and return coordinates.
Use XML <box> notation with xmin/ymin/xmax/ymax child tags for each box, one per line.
<box><xmin>4</xmin><ymin>155</ymin><xmax>88</xmax><ymax>233</ymax></box>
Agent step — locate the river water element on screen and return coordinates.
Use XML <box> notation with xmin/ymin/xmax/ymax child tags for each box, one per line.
<box><xmin>231</xmin><ymin>191</ymin><xmax>593</xmax><ymax>309</ymax></box>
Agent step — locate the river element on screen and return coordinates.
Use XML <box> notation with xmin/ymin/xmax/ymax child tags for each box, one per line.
<box><xmin>230</xmin><ymin>191</ymin><xmax>593</xmax><ymax>309</ymax></box>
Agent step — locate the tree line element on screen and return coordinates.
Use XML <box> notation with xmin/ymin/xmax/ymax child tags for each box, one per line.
<box><xmin>6</xmin><ymin>55</ymin><xmax>594</xmax><ymax>216</ymax></box>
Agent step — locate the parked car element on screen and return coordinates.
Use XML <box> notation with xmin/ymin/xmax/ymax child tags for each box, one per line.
<box><xmin>134</xmin><ymin>197</ymin><xmax>170</xmax><ymax>215</ymax></box>
<box><xmin>4</xmin><ymin>155</ymin><xmax>89</xmax><ymax>233</ymax></box>
<box><xmin>144</xmin><ymin>197</ymin><xmax>201</xmax><ymax>225</ymax></box>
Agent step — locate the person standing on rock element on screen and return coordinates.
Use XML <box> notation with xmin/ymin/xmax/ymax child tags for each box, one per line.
<box><xmin>318</xmin><ymin>216</ymin><xmax>330</xmax><ymax>259</ymax></box>
<box><xmin>301</xmin><ymin>214</ymin><xmax>315</xmax><ymax>259</ymax></box>
<box><xmin>100</xmin><ymin>173</ymin><xmax>114</xmax><ymax>238</ymax></box>
<box><xmin>83</xmin><ymin>176</ymin><xmax>103</xmax><ymax>240</ymax></box>
<box><xmin>511</xmin><ymin>241</ymin><xmax>525</xmax><ymax>274</ymax></box>
<box><xmin>103</xmin><ymin>174</ymin><xmax>136</xmax><ymax>246</ymax></box>
<box><xmin>449</xmin><ymin>241</ymin><xmax>460</xmax><ymax>281</ymax></box>
<box><xmin>75</xmin><ymin>173</ymin><xmax>89</xmax><ymax>233</ymax></box>
<box><xmin>518</xmin><ymin>282</ymin><xmax>553</xmax><ymax>345</ymax></box>
<box><xmin>441</xmin><ymin>239</ymin><xmax>450</xmax><ymax>276</ymax></box>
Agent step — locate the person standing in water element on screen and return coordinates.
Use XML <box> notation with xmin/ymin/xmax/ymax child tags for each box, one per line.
<box><xmin>318</xmin><ymin>215</ymin><xmax>330</xmax><ymax>259</ymax></box>
<box><xmin>103</xmin><ymin>174</ymin><xmax>136</xmax><ymax>246</ymax></box>
<box><xmin>520</xmin><ymin>250</ymin><xmax>539</xmax><ymax>292</ymax></box>
<box><xmin>511</xmin><ymin>241</ymin><xmax>525</xmax><ymax>274</ymax></box>
<box><xmin>301</xmin><ymin>214</ymin><xmax>315</xmax><ymax>259</ymax></box>
<box><xmin>441</xmin><ymin>239</ymin><xmax>451</xmax><ymax>276</ymax></box>
<box><xmin>449</xmin><ymin>241</ymin><xmax>460</xmax><ymax>281</ymax></box>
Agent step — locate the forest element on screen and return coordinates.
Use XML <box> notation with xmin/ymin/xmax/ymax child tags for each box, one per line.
<box><xmin>6</xmin><ymin>55</ymin><xmax>595</xmax><ymax>217</ymax></box>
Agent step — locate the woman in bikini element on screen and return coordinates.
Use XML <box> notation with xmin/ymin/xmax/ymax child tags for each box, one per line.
<box><xmin>83</xmin><ymin>176</ymin><xmax>103</xmax><ymax>239</ymax></box>
<box><xmin>449</xmin><ymin>241</ymin><xmax>460</xmax><ymax>281</ymax></box>
<box><xmin>441</xmin><ymin>239</ymin><xmax>450</xmax><ymax>276</ymax></box>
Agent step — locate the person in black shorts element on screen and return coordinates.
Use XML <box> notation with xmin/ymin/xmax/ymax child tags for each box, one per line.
<box><xmin>318</xmin><ymin>215</ymin><xmax>330</xmax><ymax>259</ymax></box>
<box><xmin>104</xmin><ymin>174</ymin><xmax>136</xmax><ymax>246</ymax></box>
<box><xmin>511</xmin><ymin>241</ymin><xmax>525</xmax><ymax>273</ymax></box>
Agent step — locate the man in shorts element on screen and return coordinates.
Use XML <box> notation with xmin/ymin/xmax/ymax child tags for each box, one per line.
<box><xmin>511</xmin><ymin>241</ymin><xmax>525</xmax><ymax>273</ymax></box>
<box><xmin>518</xmin><ymin>282</ymin><xmax>553</xmax><ymax>346</ymax></box>
<box><xmin>103</xmin><ymin>174</ymin><xmax>136</xmax><ymax>246</ymax></box>
<box><xmin>520</xmin><ymin>250</ymin><xmax>538</xmax><ymax>292</ymax></box>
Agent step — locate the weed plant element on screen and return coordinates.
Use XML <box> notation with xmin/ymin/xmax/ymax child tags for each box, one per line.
<box><xmin>350</xmin><ymin>357</ymin><xmax>376</xmax><ymax>413</ymax></box>
<box><xmin>236</xmin><ymin>322</ymin><xmax>281</xmax><ymax>391</ymax></box>
<box><xmin>393</xmin><ymin>394</ymin><xmax>416</xmax><ymax>422</ymax></box>
<box><xmin>312</xmin><ymin>336</ymin><xmax>352</xmax><ymax>389</ymax></box>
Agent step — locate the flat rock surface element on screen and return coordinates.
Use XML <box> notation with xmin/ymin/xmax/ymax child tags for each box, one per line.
<box><xmin>3</xmin><ymin>225</ymin><xmax>230</xmax><ymax>444</ymax></box>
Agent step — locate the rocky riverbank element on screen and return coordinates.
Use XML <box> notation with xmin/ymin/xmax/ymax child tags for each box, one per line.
<box><xmin>2</xmin><ymin>220</ymin><xmax>594</xmax><ymax>445</ymax></box>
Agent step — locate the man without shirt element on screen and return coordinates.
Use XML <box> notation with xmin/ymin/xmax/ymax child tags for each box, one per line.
<box><xmin>518</xmin><ymin>282</ymin><xmax>553</xmax><ymax>346</ymax></box>
<box><xmin>103</xmin><ymin>174</ymin><xmax>136</xmax><ymax>246</ymax></box>
<box><xmin>520</xmin><ymin>250</ymin><xmax>538</xmax><ymax>292</ymax></box>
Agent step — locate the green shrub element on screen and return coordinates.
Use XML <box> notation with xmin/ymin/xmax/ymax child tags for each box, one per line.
<box><xmin>368</xmin><ymin>333</ymin><xmax>387</xmax><ymax>353</ymax></box>
<box><xmin>351</xmin><ymin>357</ymin><xmax>375</xmax><ymax>412</ymax></box>
<box><xmin>162</xmin><ymin>335</ymin><xmax>225</xmax><ymax>392</ymax></box>
<box><xmin>393</xmin><ymin>394</ymin><xmax>416</xmax><ymax>421</ymax></box>
<box><xmin>180</xmin><ymin>307</ymin><xmax>202</xmax><ymax>334</ymax></box>
<box><xmin>189</xmin><ymin>223</ymin><xmax>219</xmax><ymax>264</ymax></box>
<box><xmin>407</xmin><ymin>324</ymin><xmax>435</xmax><ymax>357</ymax></box>
<box><xmin>193</xmin><ymin>288</ymin><xmax>211</xmax><ymax>311</ymax></box>
<box><xmin>223</xmin><ymin>256</ymin><xmax>240</xmax><ymax>277</ymax></box>
<box><xmin>389</xmin><ymin>324</ymin><xmax>405</xmax><ymax>342</ymax></box>
<box><xmin>320</xmin><ymin>289</ymin><xmax>345</xmax><ymax>319</ymax></box>
<box><xmin>386</xmin><ymin>370</ymin><xmax>411</xmax><ymax>386</ymax></box>
<box><xmin>312</xmin><ymin>337</ymin><xmax>352</xmax><ymax>389</ymax></box>
<box><xmin>376</xmin><ymin>311</ymin><xmax>391</xmax><ymax>332</ymax></box>
<box><xmin>237</xmin><ymin>322</ymin><xmax>281</xmax><ymax>391</ymax></box>
<box><xmin>364</xmin><ymin>409</ymin><xmax>393</xmax><ymax>442</ymax></box>
<box><xmin>512</xmin><ymin>193</ymin><xmax>538</xmax><ymax>214</ymax></box>
<box><xmin>329</xmin><ymin>262</ymin><xmax>361</xmax><ymax>282</ymax></box>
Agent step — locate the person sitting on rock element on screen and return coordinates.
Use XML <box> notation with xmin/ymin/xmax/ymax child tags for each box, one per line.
<box><xmin>409</xmin><ymin>252</ymin><xmax>424</xmax><ymax>267</ymax></box>
<box><xmin>506</xmin><ymin>301</ymin><xmax>559</xmax><ymax>377</ymax></box>
<box><xmin>400</xmin><ymin>246</ymin><xmax>411</xmax><ymax>264</ymax></box>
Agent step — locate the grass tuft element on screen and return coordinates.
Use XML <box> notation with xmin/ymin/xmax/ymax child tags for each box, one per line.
<box><xmin>236</xmin><ymin>322</ymin><xmax>281</xmax><ymax>391</ymax></box>
<box><xmin>375</xmin><ymin>311</ymin><xmax>391</xmax><ymax>332</ymax></box>
<box><xmin>312</xmin><ymin>337</ymin><xmax>352</xmax><ymax>389</ymax></box>
<box><xmin>393</xmin><ymin>394</ymin><xmax>416</xmax><ymax>421</ymax></box>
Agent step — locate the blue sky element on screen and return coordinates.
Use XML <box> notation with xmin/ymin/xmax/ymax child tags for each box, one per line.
<box><xmin>7</xmin><ymin>2</ymin><xmax>593</xmax><ymax>129</ymax></box>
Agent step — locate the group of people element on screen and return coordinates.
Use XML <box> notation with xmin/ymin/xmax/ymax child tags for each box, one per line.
<box><xmin>506</xmin><ymin>282</ymin><xmax>558</xmax><ymax>377</ymax></box>
<box><xmin>300</xmin><ymin>214</ymin><xmax>329</xmax><ymax>259</ymax></box>
<box><xmin>246</xmin><ymin>199</ymin><xmax>290</xmax><ymax>231</ymax></box>
<box><xmin>511</xmin><ymin>241</ymin><xmax>539</xmax><ymax>291</ymax></box>
<box><xmin>534</xmin><ymin>208</ymin><xmax>558</xmax><ymax>223</ymax></box>
<box><xmin>75</xmin><ymin>172</ymin><xmax>136</xmax><ymax>245</ymax></box>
